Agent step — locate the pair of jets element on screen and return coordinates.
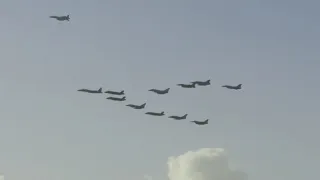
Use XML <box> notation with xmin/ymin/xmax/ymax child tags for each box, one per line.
<box><xmin>78</xmin><ymin>88</ymin><xmax>125</xmax><ymax>95</ymax></box>
<box><xmin>144</xmin><ymin>111</ymin><xmax>183</xmax><ymax>118</ymax></box>
<box><xmin>105</xmin><ymin>89</ymin><xmax>126</xmax><ymax>101</ymax></box>
<box><xmin>77</xmin><ymin>88</ymin><xmax>126</xmax><ymax>101</ymax></box>
<box><xmin>168</xmin><ymin>114</ymin><xmax>210</xmax><ymax>126</ymax></box>
<box><xmin>49</xmin><ymin>15</ymin><xmax>70</xmax><ymax>21</ymax></box>
<box><xmin>177</xmin><ymin>79</ymin><xmax>211</xmax><ymax>88</ymax></box>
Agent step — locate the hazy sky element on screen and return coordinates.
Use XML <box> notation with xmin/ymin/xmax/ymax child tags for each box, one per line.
<box><xmin>1</xmin><ymin>0</ymin><xmax>320</xmax><ymax>180</ymax></box>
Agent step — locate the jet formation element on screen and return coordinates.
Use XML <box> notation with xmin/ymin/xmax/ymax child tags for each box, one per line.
<box><xmin>77</xmin><ymin>79</ymin><xmax>242</xmax><ymax>126</ymax></box>
<box><xmin>48</xmin><ymin>14</ymin><xmax>243</xmax><ymax>126</ymax></box>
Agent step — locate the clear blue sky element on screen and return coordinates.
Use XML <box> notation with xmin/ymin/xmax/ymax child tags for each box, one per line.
<box><xmin>0</xmin><ymin>0</ymin><xmax>320</xmax><ymax>180</ymax></box>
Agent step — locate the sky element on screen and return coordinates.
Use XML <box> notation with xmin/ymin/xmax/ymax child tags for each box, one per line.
<box><xmin>0</xmin><ymin>0</ymin><xmax>320</xmax><ymax>180</ymax></box>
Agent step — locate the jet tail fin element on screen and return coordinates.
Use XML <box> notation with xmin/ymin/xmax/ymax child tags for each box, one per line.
<box><xmin>98</xmin><ymin>88</ymin><xmax>102</xmax><ymax>92</ymax></box>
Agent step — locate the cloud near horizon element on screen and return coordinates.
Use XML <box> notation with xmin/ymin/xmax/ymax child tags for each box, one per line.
<box><xmin>167</xmin><ymin>148</ymin><xmax>248</xmax><ymax>180</ymax></box>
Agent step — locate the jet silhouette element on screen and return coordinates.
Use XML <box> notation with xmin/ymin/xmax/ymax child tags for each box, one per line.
<box><xmin>145</xmin><ymin>111</ymin><xmax>165</xmax><ymax>116</ymax></box>
<box><xmin>168</xmin><ymin>114</ymin><xmax>188</xmax><ymax>120</ymax></box>
<box><xmin>49</xmin><ymin>15</ymin><xmax>70</xmax><ymax>21</ymax></box>
<box><xmin>222</xmin><ymin>84</ymin><xmax>242</xmax><ymax>90</ymax></box>
<box><xmin>177</xmin><ymin>83</ymin><xmax>196</xmax><ymax>88</ymax></box>
<box><xmin>126</xmin><ymin>103</ymin><xmax>146</xmax><ymax>109</ymax></box>
<box><xmin>191</xmin><ymin>80</ymin><xmax>210</xmax><ymax>86</ymax></box>
<box><xmin>106</xmin><ymin>96</ymin><xmax>126</xmax><ymax>101</ymax></box>
<box><xmin>190</xmin><ymin>119</ymin><xmax>209</xmax><ymax>125</ymax></box>
<box><xmin>105</xmin><ymin>90</ymin><xmax>125</xmax><ymax>95</ymax></box>
<box><xmin>78</xmin><ymin>88</ymin><xmax>102</xmax><ymax>93</ymax></box>
<box><xmin>148</xmin><ymin>88</ymin><xmax>170</xmax><ymax>95</ymax></box>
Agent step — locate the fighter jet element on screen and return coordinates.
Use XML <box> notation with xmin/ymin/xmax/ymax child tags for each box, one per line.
<box><xmin>145</xmin><ymin>111</ymin><xmax>165</xmax><ymax>116</ymax></box>
<box><xmin>77</xmin><ymin>87</ymin><xmax>102</xmax><ymax>93</ymax></box>
<box><xmin>168</xmin><ymin>114</ymin><xmax>188</xmax><ymax>120</ymax></box>
<box><xmin>49</xmin><ymin>15</ymin><xmax>70</xmax><ymax>21</ymax></box>
<box><xmin>126</xmin><ymin>103</ymin><xmax>146</xmax><ymax>109</ymax></box>
<box><xmin>104</xmin><ymin>90</ymin><xmax>125</xmax><ymax>95</ymax></box>
<box><xmin>190</xmin><ymin>119</ymin><xmax>209</xmax><ymax>125</ymax></box>
<box><xmin>222</xmin><ymin>84</ymin><xmax>242</xmax><ymax>90</ymax></box>
<box><xmin>177</xmin><ymin>83</ymin><xmax>196</xmax><ymax>88</ymax></box>
<box><xmin>191</xmin><ymin>79</ymin><xmax>210</xmax><ymax>86</ymax></box>
<box><xmin>106</xmin><ymin>96</ymin><xmax>126</xmax><ymax>101</ymax></box>
<box><xmin>148</xmin><ymin>88</ymin><xmax>170</xmax><ymax>95</ymax></box>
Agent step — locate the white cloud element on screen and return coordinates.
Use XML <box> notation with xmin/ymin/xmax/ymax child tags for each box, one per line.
<box><xmin>167</xmin><ymin>148</ymin><xmax>248</xmax><ymax>180</ymax></box>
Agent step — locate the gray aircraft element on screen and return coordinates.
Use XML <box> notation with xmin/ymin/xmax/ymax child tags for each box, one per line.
<box><xmin>78</xmin><ymin>87</ymin><xmax>102</xmax><ymax>94</ymax></box>
<box><xmin>190</xmin><ymin>119</ymin><xmax>209</xmax><ymax>125</ymax></box>
<box><xmin>106</xmin><ymin>96</ymin><xmax>126</xmax><ymax>101</ymax></box>
<box><xmin>105</xmin><ymin>90</ymin><xmax>125</xmax><ymax>95</ymax></box>
<box><xmin>145</xmin><ymin>111</ymin><xmax>165</xmax><ymax>116</ymax></box>
<box><xmin>168</xmin><ymin>114</ymin><xmax>188</xmax><ymax>120</ymax></box>
<box><xmin>148</xmin><ymin>88</ymin><xmax>170</xmax><ymax>95</ymax></box>
<box><xmin>126</xmin><ymin>103</ymin><xmax>146</xmax><ymax>109</ymax></box>
<box><xmin>191</xmin><ymin>79</ymin><xmax>210</xmax><ymax>86</ymax></box>
<box><xmin>49</xmin><ymin>15</ymin><xmax>70</xmax><ymax>21</ymax></box>
<box><xmin>177</xmin><ymin>83</ymin><xmax>196</xmax><ymax>88</ymax></box>
<box><xmin>222</xmin><ymin>84</ymin><xmax>242</xmax><ymax>90</ymax></box>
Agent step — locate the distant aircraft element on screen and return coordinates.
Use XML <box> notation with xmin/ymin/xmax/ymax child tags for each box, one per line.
<box><xmin>105</xmin><ymin>90</ymin><xmax>125</xmax><ymax>95</ymax></box>
<box><xmin>191</xmin><ymin>80</ymin><xmax>210</xmax><ymax>86</ymax></box>
<box><xmin>49</xmin><ymin>15</ymin><xmax>70</xmax><ymax>21</ymax></box>
<box><xmin>78</xmin><ymin>87</ymin><xmax>102</xmax><ymax>93</ymax></box>
<box><xmin>126</xmin><ymin>103</ymin><xmax>146</xmax><ymax>109</ymax></box>
<box><xmin>106</xmin><ymin>96</ymin><xmax>126</xmax><ymax>101</ymax></box>
<box><xmin>222</xmin><ymin>84</ymin><xmax>242</xmax><ymax>90</ymax></box>
<box><xmin>145</xmin><ymin>111</ymin><xmax>165</xmax><ymax>116</ymax></box>
<box><xmin>168</xmin><ymin>114</ymin><xmax>188</xmax><ymax>120</ymax></box>
<box><xmin>148</xmin><ymin>88</ymin><xmax>170</xmax><ymax>95</ymax></box>
<box><xmin>177</xmin><ymin>83</ymin><xmax>196</xmax><ymax>88</ymax></box>
<box><xmin>190</xmin><ymin>119</ymin><xmax>209</xmax><ymax>125</ymax></box>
